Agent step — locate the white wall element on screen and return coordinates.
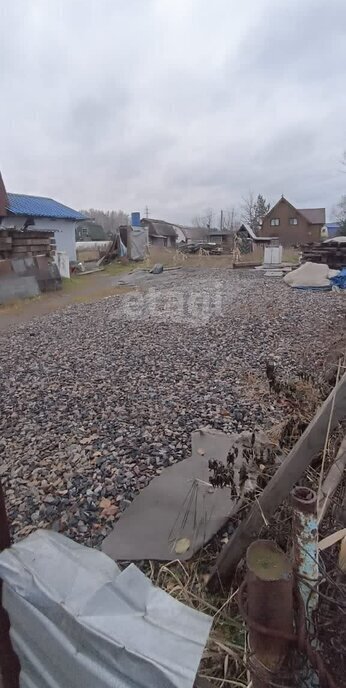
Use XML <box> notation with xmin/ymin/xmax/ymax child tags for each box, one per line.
<box><xmin>174</xmin><ymin>226</ymin><xmax>186</xmax><ymax>243</ymax></box>
<box><xmin>54</xmin><ymin>252</ymin><xmax>70</xmax><ymax>278</ymax></box>
<box><xmin>1</xmin><ymin>216</ymin><xmax>77</xmax><ymax>261</ymax></box>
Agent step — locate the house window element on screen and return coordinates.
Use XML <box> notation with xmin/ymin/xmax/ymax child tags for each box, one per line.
<box><xmin>289</xmin><ymin>218</ymin><xmax>298</xmax><ymax>225</ymax></box>
<box><xmin>81</xmin><ymin>227</ymin><xmax>89</xmax><ymax>238</ymax></box>
<box><xmin>270</xmin><ymin>218</ymin><xmax>280</xmax><ymax>226</ymax></box>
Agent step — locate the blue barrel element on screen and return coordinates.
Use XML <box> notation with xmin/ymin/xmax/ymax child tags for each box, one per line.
<box><xmin>131</xmin><ymin>212</ymin><xmax>141</xmax><ymax>227</ymax></box>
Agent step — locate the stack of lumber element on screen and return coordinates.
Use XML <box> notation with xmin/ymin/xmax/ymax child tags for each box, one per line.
<box><xmin>0</xmin><ymin>230</ymin><xmax>55</xmax><ymax>259</ymax></box>
<box><xmin>302</xmin><ymin>241</ymin><xmax>346</xmax><ymax>270</ymax></box>
<box><xmin>0</xmin><ymin>233</ymin><xmax>12</xmax><ymax>256</ymax></box>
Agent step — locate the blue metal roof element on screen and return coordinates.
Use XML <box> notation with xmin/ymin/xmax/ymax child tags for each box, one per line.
<box><xmin>6</xmin><ymin>193</ymin><xmax>86</xmax><ymax>220</ymax></box>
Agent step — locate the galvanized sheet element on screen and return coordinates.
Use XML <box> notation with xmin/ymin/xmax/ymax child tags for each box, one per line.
<box><xmin>0</xmin><ymin>530</ymin><xmax>211</xmax><ymax>688</ymax></box>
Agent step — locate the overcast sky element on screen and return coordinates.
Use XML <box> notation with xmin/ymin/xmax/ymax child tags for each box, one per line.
<box><xmin>1</xmin><ymin>0</ymin><xmax>346</xmax><ymax>223</ymax></box>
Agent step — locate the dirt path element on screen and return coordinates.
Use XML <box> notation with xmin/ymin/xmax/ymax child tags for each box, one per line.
<box><xmin>0</xmin><ymin>271</ymin><xmax>133</xmax><ymax>331</ymax></box>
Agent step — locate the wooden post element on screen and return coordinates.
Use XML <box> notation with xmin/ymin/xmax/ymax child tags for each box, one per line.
<box><xmin>208</xmin><ymin>373</ymin><xmax>346</xmax><ymax>590</ymax></box>
<box><xmin>244</xmin><ymin>540</ymin><xmax>294</xmax><ymax>688</ymax></box>
<box><xmin>0</xmin><ymin>480</ymin><xmax>20</xmax><ymax>688</ymax></box>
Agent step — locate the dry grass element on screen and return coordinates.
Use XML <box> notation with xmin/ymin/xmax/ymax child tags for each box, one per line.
<box><xmin>139</xmin><ymin>247</ymin><xmax>236</xmax><ymax>270</ymax></box>
<box><xmin>282</xmin><ymin>248</ymin><xmax>300</xmax><ymax>264</ymax></box>
<box><xmin>0</xmin><ymin>295</ymin><xmax>42</xmax><ymax>314</ymax></box>
<box><xmin>167</xmin><ymin>367</ymin><xmax>343</xmax><ymax>685</ymax></box>
<box><xmin>237</xmin><ymin>246</ymin><xmax>264</xmax><ymax>264</ymax></box>
<box><xmin>144</xmin><ymin>551</ymin><xmax>247</xmax><ymax>686</ymax></box>
<box><xmin>0</xmin><ymin>273</ymin><xmax>135</xmax><ymax>328</ymax></box>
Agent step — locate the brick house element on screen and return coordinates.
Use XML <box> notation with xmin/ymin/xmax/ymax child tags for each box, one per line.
<box><xmin>259</xmin><ymin>196</ymin><xmax>325</xmax><ymax>246</ymax></box>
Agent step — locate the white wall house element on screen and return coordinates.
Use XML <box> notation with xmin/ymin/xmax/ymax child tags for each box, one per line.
<box><xmin>0</xmin><ymin>193</ymin><xmax>86</xmax><ymax>261</ymax></box>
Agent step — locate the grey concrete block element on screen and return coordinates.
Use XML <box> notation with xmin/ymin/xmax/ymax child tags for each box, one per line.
<box><xmin>0</xmin><ymin>275</ymin><xmax>40</xmax><ymax>304</ymax></box>
<box><xmin>11</xmin><ymin>259</ymin><xmax>27</xmax><ymax>275</ymax></box>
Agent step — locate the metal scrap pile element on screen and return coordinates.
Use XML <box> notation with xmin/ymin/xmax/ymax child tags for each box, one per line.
<box><xmin>178</xmin><ymin>242</ymin><xmax>223</xmax><ymax>255</ymax></box>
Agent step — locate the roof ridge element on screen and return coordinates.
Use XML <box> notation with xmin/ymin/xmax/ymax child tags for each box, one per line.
<box><xmin>8</xmin><ymin>192</ymin><xmax>54</xmax><ymax>202</ymax></box>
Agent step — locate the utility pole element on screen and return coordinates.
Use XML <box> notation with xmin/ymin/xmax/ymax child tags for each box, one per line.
<box><xmin>220</xmin><ymin>209</ymin><xmax>223</xmax><ymax>232</ymax></box>
<box><xmin>145</xmin><ymin>205</ymin><xmax>149</xmax><ymax>219</ymax></box>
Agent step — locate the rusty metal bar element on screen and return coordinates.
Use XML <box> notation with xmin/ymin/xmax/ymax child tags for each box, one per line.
<box><xmin>291</xmin><ymin>486</ymin><xmax>319</xmax><ymax>688</ymax></box>
<box><xmin>243</xmin><ymin>540</ymin><xmax>294</xmax><ymax>688</ymax></box>
<box><xmin>0</xmin><ymin>479</ymin><xmax>20</xmax><ymax>688</ymax></box>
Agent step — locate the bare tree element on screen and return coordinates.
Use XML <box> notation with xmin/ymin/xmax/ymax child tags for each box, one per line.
<box><xmin>191</xmin><ymin>215</ymin><xmax>204</xmax><ymax>228</ymax></box>
<box><xmin>335</xmin><ymin>195</ymin><xmax>346</xmax><ymax>235</ymax></box>
<box><xmin>223</xmin><ymin>207</ymin><xmax>240</xmax><ymax>232</ymax></box>
<box><xmin>80</xmin><ymin>209</ymin><xmax>129</xmax><ymax>236</ymax></box>
<box><xmin>241</xmin><ymin>192</ymin><xmax>270</xmax><ymax>233</ymax></box>
<box><xmin>191</xmin><ymin>207</ymin><xmax>214</xmax><ymax>228</ymax></box>
<box><xmin>241</xmin><ymin>191</ymin><xmax>256</xmax><ymax>231</ymax></box>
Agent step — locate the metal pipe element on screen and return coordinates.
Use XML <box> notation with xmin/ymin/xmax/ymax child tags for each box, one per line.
<box><xmin>291</xmin><ymin>487</ymin><xmax>319</xmax><ymax>631</ymax></box>
<box><xmin>244</xmin><ymin>539</ymin><xmax>294</xmax><ymax>688</ymax></box>
<box><xmin>291</xmin><ymin>486</ymin><xmax>319</xmax><ymax>688</ymax></box>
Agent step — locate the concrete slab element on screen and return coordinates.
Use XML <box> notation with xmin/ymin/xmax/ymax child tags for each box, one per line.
<box><xmin>0</xmin><ymin>276</ymin><xmax>40</xmax><ymax>304</ymax></box>
<box><xmin>102</xmin><ymin>429</ymin><xmax>236</xmax><ymax>562</ymax></box>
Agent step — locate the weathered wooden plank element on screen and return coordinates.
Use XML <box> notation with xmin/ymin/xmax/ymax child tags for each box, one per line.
<box><xmin>12</xmin><ymin>238</ymin><xmax>50</xmax><ymax>246</ymax></box>
<box><xmin>12</xmin><ymin>247</ymin><xmax>49</xmax><ymax>254</ymax></box>
<box><xmin>208</xmin><ymin>372</ymin><xmax>346</xmax><ymax>590</ymax></box>
<box><xmin>318</xmin><ymin>437</ymin><xmax>346</xmax><ymax>520</ymax></box>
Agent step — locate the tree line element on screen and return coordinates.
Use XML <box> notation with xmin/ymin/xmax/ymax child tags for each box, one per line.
<box><xmin>81</xmin><ymin>161</ymin><xmax>346</xmax><ymax>238</ymax></box>
<box><xmin>80</xmin><ymin>209</ymin><xmax>129</xmax><ymax>236</ymax></box>
<box><xmin>191</xmin><ymin>192</ymin><xmax>270</xmax><ymax>234</ymax></box>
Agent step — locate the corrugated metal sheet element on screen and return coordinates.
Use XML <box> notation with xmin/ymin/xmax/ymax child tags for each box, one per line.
<box><xmin>0</xmin><ymin>173</ymin><xmax>8</xmax><ymax>217</ymax></box>
<box><xmin>6</xmin><ymin>193</ymin><xmax>86</xmax><ymax>220</ymax></box>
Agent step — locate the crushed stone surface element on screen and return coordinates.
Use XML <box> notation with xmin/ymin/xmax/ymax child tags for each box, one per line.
<box><xmin>0</xmin><ymin>269</ymin><xmax>344</xmax><ymax>546</ymax></box>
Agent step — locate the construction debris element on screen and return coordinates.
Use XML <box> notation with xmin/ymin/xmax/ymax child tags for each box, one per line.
<box><xmin>318</xmin><ymin>437</ymin><xmax>346</xmax><ymax>520</ymax></box>
<box><xmin>283</xmin><ymin>261</ymin><xmax>338</xmax><ymax>289</ymax></box>
<box><xmin>178</xmin><ymin>242</ymin><xmax>223</xmax><ymax>255</ymax></box>
<box><xmin>102</xmin><ymin>428</ymin><xmax>278</xmax><ymax>562</ymax></box>
<box><xmin>0</xmin><ymin>530</ymin><xmax>212</xmax><ymax>688</ymax></box>
<box><xmin>150</xmin><ymin>262</ymin><xmax>164</xmax><ymax>274</ymax></box>
<box><xmin>102</xmin><ymin>429</ymin><xmax>236</xmax><ymax>562</ymax></box>
<box><xmin>319</xmin><ymin>528</ymin><xmax>346</xmax><ymax>551</ymax></box>
<box><xmin>301</xmin><ymin>240</ymin><xmax>346</xmax><ymax>270</ymax></box>
<box><xmin>0</xmin><ymin>229</ymin><xmax>55</xmax><ymax>259</ymax></box>
<box><xmin>208</xmin><ymin>372</ymin><xmax>346</xmax><ymax>589</ymax></box>
<box><xmin>0</xmin><ymin>266</ymin><xmax>345</xmax><ymax>688</ymax></box>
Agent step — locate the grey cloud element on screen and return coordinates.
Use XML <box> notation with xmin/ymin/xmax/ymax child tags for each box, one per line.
<box><xmin>0</xmin><ymin>0</ymin><xmax>345</xmax><ymax>222</ymax></box>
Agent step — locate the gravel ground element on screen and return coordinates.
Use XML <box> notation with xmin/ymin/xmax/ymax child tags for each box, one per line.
<box><xmin>0</xmin><ymin>268</ymin><xmax>344</xmax><ymax>547</ymax></box>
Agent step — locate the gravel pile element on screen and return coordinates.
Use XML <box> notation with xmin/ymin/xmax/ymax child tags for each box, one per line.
<box><xmin>0</xmin><ymin>269</ymin><xmax>344</xmax><ymax>547</ymax></box>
